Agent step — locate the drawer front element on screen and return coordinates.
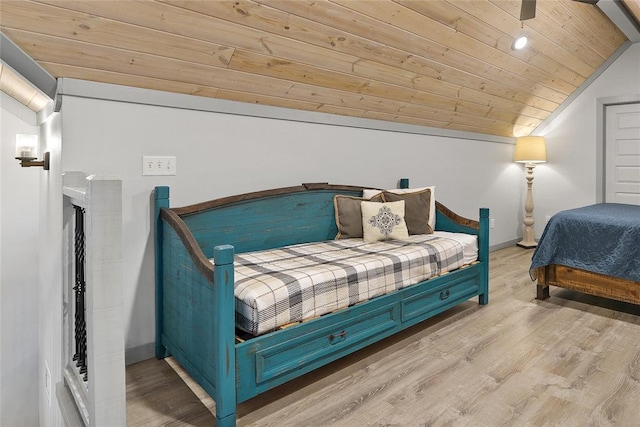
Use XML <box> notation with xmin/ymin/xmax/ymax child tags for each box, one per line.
<box><xmin>401</xmin><ymin>274</ymin><xmax>479</xmax><ymax>322</ymax></box>
<box><xmin>255</xmin><ymin>304</ymin><xmax>399</xmax><ymax>384</ymax></box>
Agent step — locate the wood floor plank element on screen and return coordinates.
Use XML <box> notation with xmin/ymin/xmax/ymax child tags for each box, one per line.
<box><xmin>126</xmin><ymin>246</ymin><xmax>640</xmax><ymax>426</ymax></box>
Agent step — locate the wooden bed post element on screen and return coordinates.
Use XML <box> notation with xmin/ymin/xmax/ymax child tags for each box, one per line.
<box><xmin>536</xmin><ymin>266</ymin><xmax>550</xmax><ymax>300</ymax></box>
<box><xmin>213</xmin><ymin>244</ymin><xmax>237</xmax><ymax>427</ymax></box>
<box><xmin>478</xmin><ymin>208</ymin><xmax>490</xmax><ymax>305</ymax></box>
<box><xmin>154</xmin><ymin>186</ymin><xmax>170</xmax><ymax>359</ymax></box>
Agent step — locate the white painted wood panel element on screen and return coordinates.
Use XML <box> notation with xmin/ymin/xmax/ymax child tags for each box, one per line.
<box><xmin>62</xmin><ymin>173</ymin><xmax>126</xmax><ymax>426</ymax></box>
<box><xmin>605</xmin><ymin>103</ymin><xmax>640</xmax><ymax>204</ymax></box>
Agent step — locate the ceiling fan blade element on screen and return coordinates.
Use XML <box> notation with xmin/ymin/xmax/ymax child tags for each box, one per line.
<box><xmin>520</xmin><ymin>0</ymin><xmax>537</xmax><ymax>21</ymax></box>
<box><xmin>572</xmin><ymin>0</ymin><xmax>599</xmax><ymax>4</ymax></box>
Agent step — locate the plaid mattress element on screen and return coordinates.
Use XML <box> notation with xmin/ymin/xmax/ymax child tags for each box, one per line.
<box><xmin>226</xmin><ymin>235</ymin><xmax>469</xmax><ymax>336</ymax></box>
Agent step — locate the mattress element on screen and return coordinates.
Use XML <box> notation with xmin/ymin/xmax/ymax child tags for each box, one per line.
<box><xmin>216</xmin><ymin>232</ymin><xmax>478</xmax><ymax>336</ymax></box>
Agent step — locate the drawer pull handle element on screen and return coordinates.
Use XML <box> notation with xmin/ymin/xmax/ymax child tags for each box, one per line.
<box><xmin>440</xmin><ymin>290</ymin><xmax>450</xmax><ymax>300</ymax></box>
<box><xmin>329</xmin><ymin>330</ymin><xmax>347</xmax><ymax>344</ymax></box>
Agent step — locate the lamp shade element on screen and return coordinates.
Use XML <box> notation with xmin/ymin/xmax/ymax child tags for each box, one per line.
<box><xmin>15</xmin><ymin>134</ymin><xmax>39</xmax><ymax>160</ymax></box>
<box><xmin>514</xmin><ymin>136</ymin><xmax>546</xmax><ymax>163</ymax></box>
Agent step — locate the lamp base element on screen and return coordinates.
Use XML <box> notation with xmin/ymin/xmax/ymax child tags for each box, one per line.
<box><xmin>17</xmin><ymin>152</ymin><xmax>49</xmax><ymax>170</ymax></box>
<box><xmin>517</xmin><ymin>240</ymin><xmax>538</xmax><ymax>249</ymax></box>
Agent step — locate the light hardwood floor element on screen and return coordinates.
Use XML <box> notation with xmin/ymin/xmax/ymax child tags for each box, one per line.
<box><xmin>127</xmin><ymin>246</ymin><xmax>640</xmax><ymax>426</ymax></box>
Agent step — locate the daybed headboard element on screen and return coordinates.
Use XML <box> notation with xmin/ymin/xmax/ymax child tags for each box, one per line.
<box><xmin>155</xmin><ymin>182</ymin><xmax>485</xmax><ymax>261</ymax></box>
<box><xmin>159</xmin><ymin>183</ymin><xmax>367</xmax><ymax>257</ymax></box>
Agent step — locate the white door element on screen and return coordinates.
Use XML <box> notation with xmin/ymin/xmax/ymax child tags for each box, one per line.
<box><xmin>605</xmin><ymin>103</ymin><xmax>640</xmax><ymax>204</ymax></box>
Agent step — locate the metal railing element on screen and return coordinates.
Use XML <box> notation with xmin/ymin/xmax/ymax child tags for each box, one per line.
<box><xmin>72</xmin><ymin>205</ymin><xmax>88</xmax><ymax>383</ymax></box>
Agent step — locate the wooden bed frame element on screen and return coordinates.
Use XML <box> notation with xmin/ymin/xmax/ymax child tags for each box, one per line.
<box><xmin>536</xmin><ymin>265</ymin><xmax>640</xmax><ymax>304</ymax></box>
<box><xmin>154</xmin><ymin>182</ymin><xmax>489</xmax><ymax>426</ymax></box>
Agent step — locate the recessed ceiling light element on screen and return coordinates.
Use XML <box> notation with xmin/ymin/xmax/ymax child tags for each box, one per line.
<box><xmin>512</xmin><ymin>35</ymin><xmax>528</xmax><ymax>50</ymax></box>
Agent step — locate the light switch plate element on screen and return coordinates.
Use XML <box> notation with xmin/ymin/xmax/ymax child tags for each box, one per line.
<box><xmin>142</xmin><ymin>156</ymin><xmax>176</xmax><ymax>176</ymax></box>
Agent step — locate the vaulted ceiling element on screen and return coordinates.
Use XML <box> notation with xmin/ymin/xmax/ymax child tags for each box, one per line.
<box><xmin>1</xmin><ymin>0</ymin><xmax>639</xmax><ymax>137</ymax></box>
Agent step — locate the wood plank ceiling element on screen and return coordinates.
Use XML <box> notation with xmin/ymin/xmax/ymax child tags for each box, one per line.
<box><xmin>0</xmin><ymin>0</ymin><xmax>635</xmax><ymax>137</ymax></box>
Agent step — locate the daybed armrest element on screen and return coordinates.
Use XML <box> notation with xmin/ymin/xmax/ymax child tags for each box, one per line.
<box><xmin>433</xmin><ymin>201</ymin><xmax>489</xmax><ymax>304</ymax></box>
<box><xmin>434</xmin><ymin>200</ymin><xmax>480</xmax><ymax>233</ymax></box>
<box><xmin>160</xmin><ymin>208</ymin><xmax>215</xmax><ymax>279</ymax></box>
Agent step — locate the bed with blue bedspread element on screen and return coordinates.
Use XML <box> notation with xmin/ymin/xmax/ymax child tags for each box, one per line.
<box><xmin>532</xmin><ymin>203</ymin><xmax>640</xmax><ymax>303</ymax></box>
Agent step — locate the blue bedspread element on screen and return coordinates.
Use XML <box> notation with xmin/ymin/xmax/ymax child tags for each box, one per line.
<box><xmin>530</xmin><ymin>203</ymin><xmax>640</xmax><ymax>282</ymax></box>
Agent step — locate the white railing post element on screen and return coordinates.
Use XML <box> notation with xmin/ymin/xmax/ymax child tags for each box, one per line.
<box><xmin>62</xmin><ymin>172</ymin><xmax>125</xmax><ymax>426</ymax></box>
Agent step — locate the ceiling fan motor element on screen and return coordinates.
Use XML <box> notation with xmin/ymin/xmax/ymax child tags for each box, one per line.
<box><xmin>520</xmin><ymin>0</ymin><xmax>599</xmax><ymax>22</ymax></box>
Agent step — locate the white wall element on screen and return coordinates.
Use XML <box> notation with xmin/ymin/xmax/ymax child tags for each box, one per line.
<box><xmin>56</xmin><ymin>92</ymin><xmax>522</xmax><ymax>357</ymax></box>
<box><xmin>38</xmin><ymin>108</ymin><xmax>64</xmax><ymax>427</ymax></box>
<box><xmin>535</xmin><ymin>43</ymin><xmax>640</xmax><ymax>226</ymax></box>
<box><xmin>0</xmin><ymin>94</ymin><xmax>40</xmax><ymax>426</ymax></box>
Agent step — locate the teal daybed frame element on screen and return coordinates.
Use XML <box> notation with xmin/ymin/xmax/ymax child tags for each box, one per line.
<box><xmin>154</xmin><ymin>182</ymin><xmax>489</xmax><ymax>426</ymax></box>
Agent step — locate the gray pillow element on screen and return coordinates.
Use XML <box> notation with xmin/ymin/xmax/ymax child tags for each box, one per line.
<box><xmin>334</xmin><ymin>194</ymin><xmax>383</xmax><ymax>239</ymax></box>
<box><xmin>382</xmin><ymin>188</ymin><xmax>432</xmax><ymax>235</ymax></box>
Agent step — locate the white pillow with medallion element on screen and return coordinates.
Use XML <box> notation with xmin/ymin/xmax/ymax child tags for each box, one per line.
<box><xmin>361</xmin><ymin>200</ymin><xmax>409</xmax><ymax>242</ymax></box>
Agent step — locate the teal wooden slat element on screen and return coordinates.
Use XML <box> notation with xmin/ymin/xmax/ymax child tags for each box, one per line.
<box><xmin>478</xmin><ymin>207</ymin><xmax>490</xmax><ymax>305</ymax></box>
<box><xmin>162</xmin><ymin>225</ymin><xmax>217</xmax><ymax>376</ymax></box>
<box><xmin>154</xmin><ymin>186</ymin><xmax>170</xmax><ymax>359</ymax></box>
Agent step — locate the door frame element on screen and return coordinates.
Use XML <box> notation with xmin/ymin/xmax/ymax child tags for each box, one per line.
<box><xmin>596</xmin><ymin>95</ymin><xmax>640</xmax><ymax>203</ymax></box>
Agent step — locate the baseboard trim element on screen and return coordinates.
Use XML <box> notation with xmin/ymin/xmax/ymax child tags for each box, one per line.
<box><xmin>490</xmin><ymin>239</ymin><xmax>520</xmax><ymax>252</ymax></box>
<box><xmin>56</xmin><ymin>382</ymin><xmax>84</xmax><ymax>427</ymax></box>
<box><xmin>125</xmin><ymin>342</ymin><xmax>156</xmax><ymax>365</ymax></box>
